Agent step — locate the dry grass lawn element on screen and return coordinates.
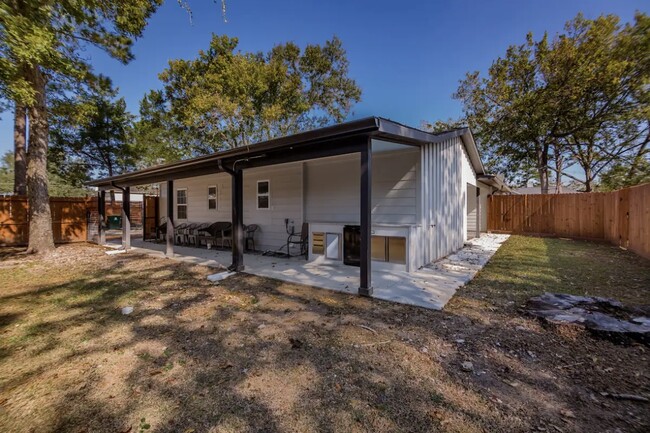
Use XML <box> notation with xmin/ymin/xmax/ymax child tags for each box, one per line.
<box><xmin>0</xmin><ymin>236</ymin><xmax>648</xmax><ymax>433</ymax></box>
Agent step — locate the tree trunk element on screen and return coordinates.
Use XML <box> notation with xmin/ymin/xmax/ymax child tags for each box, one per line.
<box><xmin>584</xmin><ymin>167</ymin><xmax>593</xmax><ymax>193</ymax></box>
<box><xmin>537</xmin><ymin>146</ymin><xmax>549</xmax><ymax>194</ymax></box>
<box><xmin>554</xmin><ymin>145</ymin><xmax>563</xmax><ymax>194</ymax></box>
<box><xmin>25</xmin><ymin>65</ymin><xmax>55</xmax><ymax>254</ymax></box>
<box><xmin>13</xmin><ymin>104</ymin><xmax>27</xmax><ymax>195</ymax></box>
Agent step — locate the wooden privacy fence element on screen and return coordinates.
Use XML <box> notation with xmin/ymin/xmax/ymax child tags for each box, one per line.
<box><xmin>487</xmin><ymin>182</ymin><xmax>650</xmax><ymax>259</ymax></box>
<box><xmin>0</xmin><ymin>196</ymin><xmax>145</xmax><ymax>247</ymax></box>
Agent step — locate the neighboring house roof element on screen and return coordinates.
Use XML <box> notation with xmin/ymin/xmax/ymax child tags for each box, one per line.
<box><xmin>88</xmin><ymin>117</ymin><xmax>486</xmax><ymax>188</ymax></box>
<box><xmin>512</xmin><ymin>185</ymin><xmax>580</xmax><ymax>195</ymax></box>
<box><xmin>477</xmin><ymin>174</ymin><xmax>513</xmax><ymax>194</ymax></box>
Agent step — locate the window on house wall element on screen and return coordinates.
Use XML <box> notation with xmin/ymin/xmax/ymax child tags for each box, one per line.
<box><xmin>177</xmin><ymin>188</ymin><xmax>187</xmax><ymax>219</ymax></box>
<box><xmin>257</xmin><ymin>180</ymin><xmax>270</xmax><ymax>209</ymax></box>
<box><xmin>208</xmin><ymin>186</ymin><xmax>217</xmax><ymax>210</ymax></box>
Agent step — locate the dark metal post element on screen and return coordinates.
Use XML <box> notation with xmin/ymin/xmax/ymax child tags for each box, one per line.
<box><xmin>166</xmin><ymin>180</ymin><xmax>174</xmax><ymax>257</ymax></box>
<box><xmin>476</xmin><ymin>186</ymin><xmax>481</xmax><ymax>239</ymax></box>
<box><xmin>98</xmin><ymin>190</ymin><xmax>106</xmax><ymax>245</ymax></box>
<box><xmin>359</xmin><ymin>137</ymin><xmax>373</xmax><ymax>296</ymax></box>
<box><xmin>230</xmin><ymin>169</ymin><xmax>245</xmax><ymax>271</ymax></box>
<box><xmin>122</xmin><ymin>186</ymin><xmax>131</xmax><ymax>250</ymax></box>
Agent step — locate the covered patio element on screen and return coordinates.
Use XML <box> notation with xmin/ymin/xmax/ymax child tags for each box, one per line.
<box><xmin>105</xmin><ymin>234</ymin><xmax>508</xmax><ymax>310</ymax></box>
<box><xmin>90</xmin><ymin>117</ymin><xmax>484</xmax><ymax>298</ymax></box>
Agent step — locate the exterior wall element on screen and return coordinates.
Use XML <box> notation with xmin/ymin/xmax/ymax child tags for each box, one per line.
<box><xmin>466</xmin><ymin>183</ymin><xmax>478</xmax><ymax>239</ymax></box>
<box><xmin>157</xmin><ymin>164</ymin><xmax>303</xmax><ymax>252</ymax></box>
<box><xmin>243</xmin><ymin>164</ymin><xmax>303</xmax><ymax>252</ymax></box>
<box><xmin>419</xmin><ymin>136</ymin><xmax>469</xmax><ymax>265</ymax></box>
<box><xmin>304</xmin><ymin>148</ymin><xmax>419</xmax><ymax>225</ymax></box>
<box><xmin>478</xmin><ymin>182</ymin><xmax>492</xmax><ymax>232</ymax></box>
<box><xmin>460</xmin><ymin>141</ymin><xmax>478</xmax><ymax>241</ymax></box>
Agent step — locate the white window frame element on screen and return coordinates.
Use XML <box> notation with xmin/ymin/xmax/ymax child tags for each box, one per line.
<box><xmin>207</xmin><ymin>185</ymin><xmax>217</xmax><ymax>210</ymax></box>
<box><xmin>176</xmin><ymin>188</ymin><xmax>188</xmax><ymax>220</ymax></box>
<box><xmin>256</xmin><ymin>180</ymin><xmax>270</xmax><ymax>210</ymax></box>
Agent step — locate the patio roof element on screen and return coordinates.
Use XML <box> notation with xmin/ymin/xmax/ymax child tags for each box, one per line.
<box><xmin>87</xmin><ymin>116</ymin><xmax>484</xmax><ymax>188</ymax></box>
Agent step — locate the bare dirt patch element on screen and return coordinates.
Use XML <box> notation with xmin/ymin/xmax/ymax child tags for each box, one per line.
<box><xmin>0</xmin><ymin>237</ymin><xmax>648</xmax><ymax>433</ymax></box>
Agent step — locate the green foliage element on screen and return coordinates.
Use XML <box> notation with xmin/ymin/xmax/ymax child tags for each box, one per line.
<box><xmin>0</xmin><ymin>151</ymin><xmax>91</xmax><ymax>196</ymax></box>
<box><xmin>49</xmin><ymin>77</ymin><xmax>137</xmax><ymax>184</ymax></box>
<box><xmin>134</xmin><ymin>35</ymin><xmax>361</xmax><ymax>161</ymax></box>
<box><xmin>599</xmin><ymin>158</ymin><xmax>650</xmax><ymax>191</ymax></box>
<box><xmin>0</xmin><ymin>0</ymin><xmax>162</xmax><ymax>107</ymax></box>
<box><xmin>451</xmin><ymin>12</ymin><xmax>649</xmax><ymax>192</ymax></box>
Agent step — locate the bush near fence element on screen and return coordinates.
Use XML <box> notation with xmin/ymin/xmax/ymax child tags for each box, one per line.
<box><xmin>0</xmin><ymin>196</ymin><xmax>144</xmax><ymax>247</ymax></box>
<box><xmin>487</xmin><ymin>183</ymin><xmax>650</xmax><ymax>259</ymax></box>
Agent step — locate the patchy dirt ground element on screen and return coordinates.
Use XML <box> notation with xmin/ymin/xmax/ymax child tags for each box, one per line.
<box><xmin>0</xmin><ymin>236</ymin><xmax>648</xmax><ymax>433</ymax></box>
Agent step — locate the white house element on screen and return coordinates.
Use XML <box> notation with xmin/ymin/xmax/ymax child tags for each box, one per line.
<box><xmin>89</xmin><ymin>117</ymin><xmax>507</xmax><ymax>296</ymax></box>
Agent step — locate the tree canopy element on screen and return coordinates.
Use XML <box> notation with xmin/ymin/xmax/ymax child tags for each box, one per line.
<box><xmin>49</xmin><ymin>77</ymin><xmax>137</xmax><ymax>185</ymax></box>
<box><xmin>134</xmin><ymin>35</ymin><xmax>362</xmax><ymax>161</ymax></box>
<box><xmin>451</xmin><ymin>12</ymin><xmax>649</xmax><ymax>192</ymax></box>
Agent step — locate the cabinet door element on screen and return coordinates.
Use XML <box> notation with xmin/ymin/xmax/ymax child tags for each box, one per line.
<box><xmin>388</xmin><ymin>237</ymin><xmax>406</xmax><ymax>264</ymax></box>
<box><xmin>371</xmin><ymin>236</ymin><xmax>387</xmax><ymax>261</ymax></box>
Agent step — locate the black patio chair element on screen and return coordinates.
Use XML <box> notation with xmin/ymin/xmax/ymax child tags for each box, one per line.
<box><xmin>245</xmin><ymin>224</ymin><xmax>259</xmax><ymax>252</ymax></box>
<box><xmin>197</xmin><ymin>221</ymin><xmax>232</xmax><ymax>249</ymax></box>
<box><xmin>222</xmin><ymin>224</ymin><xmax>259</xmax><ymax>251</ymax></box>
<box><xmin>287</xmin><ymin>222</ymin><xmax>309</xmax><ymax>259</ymax></box>
<box><xmin>156</xmin><ymin>221</ymin><xmax>167</xmax><ymax>242</ymax></box>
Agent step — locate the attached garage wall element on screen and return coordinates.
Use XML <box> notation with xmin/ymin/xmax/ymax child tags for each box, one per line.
<box><xmin>419</xmin><ymin>136</ymin><xmax>470</xmax><ymax>266</ymax></box>
<box><xmin>466</xmin><ymin>183</ymin><xmax>478</xmax><ymax>239</ymax></box>
<box><xmin>478</xmin><ymin>182</ymin><xmax>492</xmax><ymax>232</ymax></box>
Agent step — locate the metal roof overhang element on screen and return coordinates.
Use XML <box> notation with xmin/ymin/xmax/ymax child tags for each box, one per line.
<box><xmin>88</xmin><ymin>117</ymin><xmax>485</xmax><ymax>188</ymax></box>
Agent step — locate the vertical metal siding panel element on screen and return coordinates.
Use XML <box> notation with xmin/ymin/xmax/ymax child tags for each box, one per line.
<box><xmin>425</xmin><ymin>144</ymin><xmax>430</xmax><ymax>264</ymax></box>
<box><xmin>421</xmin><ymin>145</ymin><xmax>428</xmax><ymax>266</ymax></box>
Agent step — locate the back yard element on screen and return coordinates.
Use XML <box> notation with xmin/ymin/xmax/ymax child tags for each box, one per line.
<box><xmin>0</xmin><ymin>236</ymin><xmax>648</xmax><ymax>433</ymax></box>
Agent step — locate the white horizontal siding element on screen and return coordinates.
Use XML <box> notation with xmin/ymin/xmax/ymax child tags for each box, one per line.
<box><xmin>156</xmin><ymin>164</ymin><xmax>303</xmax><ymax>252</ymax></box>
<box><xmin>304</xmin><ymin>147</ymin><xmax>419</xmax><ymax>225</ymax></box>
<box><xmin>243</xmin><ymin>164</ymin><xmax>303</xmax><ymax>251</ymax></box>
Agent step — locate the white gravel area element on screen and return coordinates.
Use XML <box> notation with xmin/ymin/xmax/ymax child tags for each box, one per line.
<box><xmin>428</xmin><ymin>234</ymin><xmax>510</xmax><ymax>284</ymax></box>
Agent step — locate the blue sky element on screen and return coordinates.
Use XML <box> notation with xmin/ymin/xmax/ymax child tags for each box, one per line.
<box><xmin>0</xmin><ymin>0</ymin><xmax>647</xmax><ymax>156</ymax></box>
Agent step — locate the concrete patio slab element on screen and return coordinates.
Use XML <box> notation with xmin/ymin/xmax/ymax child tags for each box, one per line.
<box><xmin>105</xmin><ymin>234</ymin><xmax>509</xmax><ymax>310</ymax></box>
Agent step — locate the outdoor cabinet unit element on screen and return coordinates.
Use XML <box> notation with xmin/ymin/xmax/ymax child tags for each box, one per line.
<box><xmin>371</xmin><ymin>235</ymin><xmax>407</xmax><ymax>265</ymax></box>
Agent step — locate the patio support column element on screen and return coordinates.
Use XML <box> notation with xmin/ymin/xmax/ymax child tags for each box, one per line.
<box><xmin>166</xmin><ymin>180</ymin><xmax>174</xmax><ymax>257</ymax></box>
<box><xmin>229</xmin><ymin>168</ymin><xmax>245</xmax><ymax>272</ymax></box>
<box><xmin>122</xmin><ymin>186</ymin><xmax>131</xmax><ymax>250</ymax></box>
<box><xmin>98</xmin><ymin>190</ymin><xmax>106</xmax><ymax>245</ymax></box>
<box><xmin>359</xmin><ymin>136</ymin><xmax>373</xmax><ymax>297</ymax></box>
<box><xmin>476</xmin><ymin>186</ymin><xmax>481</xmax><ymax>239</ymax></box>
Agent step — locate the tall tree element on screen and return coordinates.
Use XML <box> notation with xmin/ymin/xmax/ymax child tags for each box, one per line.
<box><xmin>0</xmin><ymin>0</ymin><xmax>162</xmax><ymax>253</ymax></box>
<box><xmin>454</xmin><ymin>12</ymin><xmax>649</xmax><ymax>193</ymax></box>
<box><xmin>13</xmin><ymin>103</ymin><xmax>27</xmax><ymax>195</ymax></box>
<box><xmin>540</xmin><ymin>13</ymin><xmax>650</xmax><ymax>191</ymax></box>
<box><xmin>50</xmin><ymin>78</ymin><xmax>137</xmax><ymax>184</ymax></box>
<box><xmin>135</xmin><ymin>35</ymin><xmax>361</xmax><ymax>161</ymax></box>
